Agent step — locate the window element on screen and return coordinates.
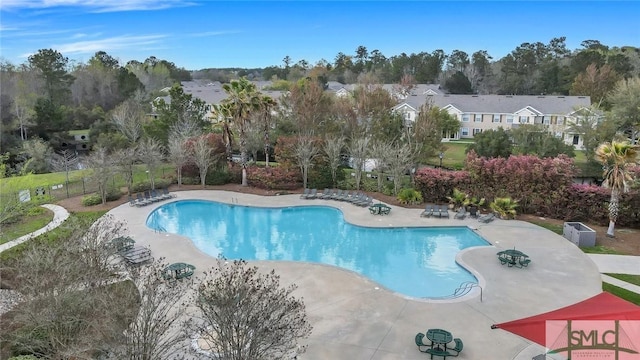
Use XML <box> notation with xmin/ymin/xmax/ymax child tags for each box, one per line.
<box><xmin>557</xmin><ymin>116</ymin><xmax>564</xmax><ymax>125</ymax></box>
<box><xmin>473</xmin><ymin>128</ymin><xmax>483</xmax><ymax>135</ymax></box>
<box><xmin>493</xmin><ymin>115</ymin><xmax>501</xmax><ymax>123</ymax></box>
<box><xmin>506</xmin><ymin>115</ymin><xmax>514</xmax><ymax>123</ymax></box>
<box><xmin>519</xmin><ymin>116</ymin><xmax>528</xmax><ymax>124</ymax></box>
<box><xmin>462</xmin><ymin>115</ymin><xmax>470</xmax><ymax>122</ymax></box>
<box><xmin>543</xmin><ymin>116</ymin><xmax>550</xmax><ymax>125</ymax></box>
<box><xmin>475</xmin><ymin>114</ymin><xmax>482</xmax><ymax>122</ymax></box>
<box><xmin>461</xmin><ymin>128</ymin><xmax>469</xmax><ymax>136</ymax></box>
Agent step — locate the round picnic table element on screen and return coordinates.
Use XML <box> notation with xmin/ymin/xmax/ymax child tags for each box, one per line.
<box><xmin>163</xmin><ymin>262</ymin><xmax>196</xmax><ymax>280</ymax></box>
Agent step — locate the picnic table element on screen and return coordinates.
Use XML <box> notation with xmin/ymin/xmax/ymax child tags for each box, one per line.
<box><xmin>497</xmin><ymin>249</ymin><xmax>530</xmax><ymax>268</ymax></box>
<box><xmin>369</xmin><ymin>203</ymin><xmax>391</xmax><ymax>215</ymax></box>
<box><xmin>162</xmin><ymin>262</ymin><xmax>196</xmax><ymax>280</ymax></box>
<box><xmin>121</xmin><ymin>246</ymin><xmax>153</xmax><ymax>265</ymax></box>
<box><xmin>108</xmin><ymin>236</ymin><xmax>135</xmax><ymax>253</ymax></box>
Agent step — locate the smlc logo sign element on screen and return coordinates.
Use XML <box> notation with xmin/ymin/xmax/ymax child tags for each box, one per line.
<box><xmin>546</xmin><ymin>320</ymin><xmax>640</xmax><ymax>359</ymax></box>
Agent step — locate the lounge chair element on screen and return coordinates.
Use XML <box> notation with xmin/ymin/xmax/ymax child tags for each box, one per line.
<box><xmin>306</xmin><ymin>188</ymin><xmax>318</xmax><ymax>199</ymax></box>
<box><xmin>162</xmin><ymin>188</ymin><xmax>176</xmax><ymax>199</ymax></box>
<box><xmin>144</xmin><ymin>190</ymin><xmax>160</xmax><ymax>203</ymax></box>
<box><xmin>478</xmin><ymin>212</ymin><xmax>496</xmax><ymax>223</ymax></box>
<box><xmin>151</xmin><ymin>189</ymin><xmax>166</xmax><ymax>201</ymax></box>
<box><xmin>415</xmin><ymin>333</ymin><xmax>429</xmax><ymax>353</ymax></box>
<box><xmin>421</xmin><ymin>203</ymin><xmax>435</xmax><ymax>217</ymax></box>
<box><xmin>468</xmin><ymin>205</ymin><xmax>479</xmax><ymax>218</ymax></box>
<box><xmin>437</xmin><ymin>204</ymin><xmax>450</xmax><ymax>218</ymax></box>
<box><xmin>300</xmin><ymin>188</ymin><xmax>310</xmax><ymax>199</ymax></box>
<box><xmin>319</xmin><ymin>188</ymin><xmax>332</xmax><ymax>199</ymax></box>
<box><xmin>324</xmin><ymin>189</ymin><xmax>337</xmax><ymax>200</ymax></box>
<box><xmin>331</xmin><ymin>189</ymin><xmax>343</xmax><ymax>200</ymax></box>
<box><xmin>338</xmin><ymin>190</ymin><xmax>351</xmax><ymax>201</ymax></box>
<box><xmin>356</xmin><ymin>195</ymin><xmax>373</xmax><ymax>207</ymax></box>
<box><xmin>349</xmin><ymin>192</ymin><xmax>363</xmax><ymax>204</ymax></box>
<box><xmin>136</xmin><ymin>193</ymin><xmax>151</xmax><ymax>206</ymax></box>
<box><xmin>454</xmin><ymin>207</ymin><xmax>466</xmax><ymax>219</ymax></box>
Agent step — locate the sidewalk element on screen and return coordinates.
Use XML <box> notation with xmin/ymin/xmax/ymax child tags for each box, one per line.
<box><xmin>0</xmin><ymin>204</ymin><xmax>69</xmax><ymax>253</ymax></box>
<box><xmin>587</xmin><ymin>254</ymin><xmax>640</xmax><ymax>295</ymax></box>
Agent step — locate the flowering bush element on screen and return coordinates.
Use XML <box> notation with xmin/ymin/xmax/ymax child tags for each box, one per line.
<box><xmin>247</xmin><ymin>166</ymin><xmax>301</xmax><ymax>190</ymax></box>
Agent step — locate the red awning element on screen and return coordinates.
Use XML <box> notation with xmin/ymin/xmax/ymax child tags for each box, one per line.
<box><xmin>491</xmin><ymin>292</ymin><xmax>640</xmax><ymax>346</ymax></box>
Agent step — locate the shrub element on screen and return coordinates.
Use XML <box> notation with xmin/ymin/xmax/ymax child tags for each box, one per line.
<box><xmin>397</xmin><ymin>188</ymin><xmax>423</xmax><ymax>205</ymax></box>
<box><xmin>247</xmin><ymin>166</ymin><xmax>301</xmax><ymax>190</ymax></box>
<box><xmin>489</xmin><ymin>197</ymin><xmax>519</xmax><ymax>219</ymax></box>
<box><xmin>205</xmin><ymin>168</ymin><xmax>232</xmax><ymax>185</ymax></box>
<box><xmin>131</xmin><ymin>178</ymin><xmax>171</xmax><ymax>193</ymax></box>
<box><xmin>81</xmin><ymin>189</ymin><xmax>121</xmax><ymax>206</ymax></box>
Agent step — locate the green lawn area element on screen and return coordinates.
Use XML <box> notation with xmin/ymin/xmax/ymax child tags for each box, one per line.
<box><xmin>0</xmin><ymin>207</ymin><xmax>54</xmax><ymax>244</ymax></box>
<box><xmin>603</xmin><ymin>283</ymin><xmax>640</xmax><ymax>305</ymax></box>
<box><xmin>580</xmin><ymin>245</ymin><xmax>623</xmax><ymax>255</ymax></box>
<box><xmin>523</xmin><ymin>219</ymin><xmax>563</xmax><ymax>235</ymax></box>
<box><xmin>605</xmin><ymin>273</ymin><xmax>640</xmax><ymax>287</ymax></box>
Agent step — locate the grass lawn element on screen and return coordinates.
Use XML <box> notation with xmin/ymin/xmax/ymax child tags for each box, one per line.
<box><xmin>0</xmin><ymin>207</ymin><xmax>54</xmax><ymax>244</ymax></box>
<box><xmin>523</xmin><ymin>219</ymin><xmax>563</xmax><ymax>235</ymax></box>
<box><xmin>603</xmin><ymin>283</ymin><xmax>640</xmax><ymax>305</ymax></box>
<box><xmin>580</xmin><ymin>245</ymin><xmax>623</xmax><ymax>255</ymax></box>
<box><xmin>605</xmin><ymin>273</ymin><xmax>640</xmax><ymax>287</ymax></box>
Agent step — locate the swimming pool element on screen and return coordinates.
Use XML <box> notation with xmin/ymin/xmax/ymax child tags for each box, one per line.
<box><xmin>146</xmin><ymin>200</ymin><xmax>490</xmax><ymax>298</ymax></box>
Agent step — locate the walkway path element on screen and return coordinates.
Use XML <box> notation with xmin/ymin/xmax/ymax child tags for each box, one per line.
<box><xmin>587</xmin><ymin>254</ymin><xmax>640</xmax><ymax>294</ymax></box>
<box><xmin>0</xmin><ymin>204</ymin><xmax>70</xmax><ymax>253</ymax></box>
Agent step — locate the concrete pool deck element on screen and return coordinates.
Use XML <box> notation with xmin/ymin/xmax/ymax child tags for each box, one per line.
<box><xmin>108</xmin><ymin>190</ymin><xmax>603</xmax><ymax>360</ymax></box>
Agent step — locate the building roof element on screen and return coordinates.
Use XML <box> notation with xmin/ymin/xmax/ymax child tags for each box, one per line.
<box><xmin>397</xmin><ymin>94</ymin><xmax>592</xmax><ymax>115</ymax></box>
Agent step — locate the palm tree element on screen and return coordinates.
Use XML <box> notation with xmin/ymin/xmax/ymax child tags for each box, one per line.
<box><xmin>212</xmin><ymin>102</ymin><xmax>234</xmax><ymax>163</ymax></box>
<box><xmin>220</xmin><ymin>78</ymin><xmax>261</xmax><ymax>186</ymax></box>
<box><xmin>259</xmin><ymin>95</ymin><xmax>277</xmax><ymax>167</ymax></box>
<box><xmin>594</xmin><ymin>140</ymin><xmax>639</xmax><ymax>237</ymax></box>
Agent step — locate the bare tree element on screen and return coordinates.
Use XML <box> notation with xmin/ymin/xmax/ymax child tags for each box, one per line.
<box><xmin>167</xmin><ymin>136</ymin><xmax>190</xmax><ymax>188</ymax></box>
<box><xmin>191</xmin><ymin>134</ymin><xmax>216</xmax><ymax>188</ymax></box>
<box><xmin>113</xmin><ymin>260</ymin><xmax>193</xmax><ymax>360</ymax></box>
<box><xmin>86</xmin><ymin>145</ymin><xmax>115</xmax><ymax>204</ymax></box>
<box><xmin>368</xmin><ymin>140</ymin><xmax>393</xmax><ymax>192</ymax></box>
<box><xmin>137</xmin><ymin>138</ymin><xmax>164</xmax><ymax>190</ymax></box>
<box><xmin>323</xmin><ymin>135</ymin><xmax>345</xmax><ymax>188</ymax></box>
<box><xmin>49</xmin><ymin>149</ymin><xmax>79</xmax><ymax>190</ymax></box>
<box><xmin>111</xmin><ymin>99</ymin><xmax>145</xmax><ymax>144</ymax></box>
<box><xmin>387</xmin><ymin>144</ymin><xmax>415</xmax><ymax>195</ymax></box>
<box><xmin>295</xmin><ymin>133</ymin><xmax>320</xmax><ymax>189</ymax></box>
<box><xmin>112</xmin><ymin>146</ymin><xmax>139</xmax><ymax>196</ymax></box>
<box><xmin>348</xmin><ymin>136</ymin><xmax>370</xmax><ymax>190</ymax></box>
<box><xmin>192</xmin><ymin>259</ymin><xmax>311</xmax><ymax>360</ymax></box>
<box><xmin>3</xmin><ymin>215</ymin><xmax>136</xmax><ymax>359</ymax></box>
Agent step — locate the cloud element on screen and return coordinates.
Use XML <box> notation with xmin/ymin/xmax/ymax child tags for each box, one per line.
<box><xmin>53</xmin><ymin>34</ymin><xmax>167</xmax><ymax>55</ymax></box>
<box><xmin>0</xmin><ymin>0</ymin><xmax>197</xmax><ymax>13</ymax></box>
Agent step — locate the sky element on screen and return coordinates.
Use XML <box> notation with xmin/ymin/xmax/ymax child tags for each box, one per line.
<box><xmin>1</xmin><ymin>0</ymin><xmax>639</xmax><ymax>71</ymax></box>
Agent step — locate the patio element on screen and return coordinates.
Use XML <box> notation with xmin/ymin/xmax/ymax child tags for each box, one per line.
<box><xmin>107</xmin><ymin>190</ymin><xmax>602</xmax><ymax>359</ymax></box>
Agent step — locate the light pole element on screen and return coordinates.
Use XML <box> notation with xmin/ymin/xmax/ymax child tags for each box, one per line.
<box><xmin>438</xmin><ymin>152</ymin><xmax>444</xmax><ymax>168</ymax></box>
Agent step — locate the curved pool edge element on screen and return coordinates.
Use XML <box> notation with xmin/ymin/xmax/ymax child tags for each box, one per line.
<box><xmin>144</xmin><ymin>198</ymin><xmax>489</xmax><ymax>300</ymax></box>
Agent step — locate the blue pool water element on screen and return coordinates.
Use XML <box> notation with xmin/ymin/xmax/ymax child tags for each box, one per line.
<box><xmin>146</xmin><ymin>200</ymin><xmax>489</xmax><ymax>298</ymax></box>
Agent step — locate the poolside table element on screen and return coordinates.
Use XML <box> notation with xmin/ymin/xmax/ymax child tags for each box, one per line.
<box><xmin>163</xmin><ymin>262</ymin><xmax>196</xmax><ymax>280</ymax></box>
<box><xmin>497</xmin><ymin>249</ymin><xmax>529</xmax><ymax>268</ymax></box>
<box><xmin>426</xmin><ymin>328</ymin><xmax>453</xmax><ymax>351</ymax></box>
<box><xmin>369</xmin><ymin>203</ymin><xmax>391</xmax><ymax>215</ymax></box>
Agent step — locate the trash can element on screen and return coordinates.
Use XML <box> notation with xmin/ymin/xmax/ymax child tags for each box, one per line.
<box><xmin>563</xmin><ymin>222</ymin><xmax>596</xmax><ymax>247</ymax></box>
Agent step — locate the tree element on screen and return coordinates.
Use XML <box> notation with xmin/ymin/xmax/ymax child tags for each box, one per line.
<box><xmin>607</xmin><ymin>77</ymin><xmax>640</xmax><ymax>145</ymax></box>
<box><xmin>259</xmin><ymin>95</ymin><xmax>278</xmax><ymax>167</ymax></box>
<box><xmin>86</xmin><ymin>145</ymin><xmax>115</xmax><ymax>204</ymax></box>
<box><xmin>220</xmin><ymin>78</ymin><xmax>262</xmax><ymax>186</ymax></box>
<box><xmin>324</xmin><ymin>135</ymin><xmax>345</xmax><ymax>188</ymax></box>
<box><xmin>444</xmin><ymin>71</ymin><xmax>473</xmax><ymax>94</ymax></box>
<box><xmin>409</xmin><ymin>101</ymin><xmax>460</xmax><ymax>162</ymax></box>
<box><xmin>510</xmin><ymin>124</ymin><xmax>575</xmax><ymax>158</ymax></box>
<box><xmin>368</xmin><ymin>140</ymin><xmax>393</xmax><ymax>192</ymax></box>
<box><xmin>190</xmin><ymin>134</ymin><xmax>217</xmax><ymax>188</ymax></box>
<box><xmin>348</xmin><ymin>135</ymin><xmax>369</xmax><ymax>190</ymax></box>
<box><xmin>594</xmin><ymin>140</ymin><xmax>639</xmax><ymax>237</ymax></box>
<box><xmin>466</xmin><ymin>128</ymin><xmax>512</xmax><ymax>158</ymax></box>
<box><xmin>295</xmin><ymin>133</ymin><xmax>321</xmax><ymax>189</ymax></box>
<box><xmin>49</xmin><ymin>149</ymin><xmax>79</xmax><ymax>190</ymax></box>
<box><xmin>27</xmin><ymin>49</ymin><xmax>74</xmax><ymax>104</ymax></box>
<box><xmin>20</xmin><ymin>137</ymin><xmax>52</xmax><ymax>174</ymax></box>
<box><xmin>193</xmin><ymin>259</ymin><xmax>312</xmax><ymax>360</ymax></box>
<box><xmin>114</xmin><ymin>260</ymin><xmax>193</xmax><ymax>360</ymax></box>
<box><xmin>147</xmin><ymin>84</ymin><xmax>209</xmax><ymax>144</ymax></box>
<box><xmin>387</xmin><ymin>143</ymin><xmax>414</xmax><ymax>195</ymax></box>
<box><xmin>4</xmin><ymin>214</ymin><xmax>136</xmax><ymax>358</ymax></box>
<box><xmin>111</xmin><ymin>99</ymin><xmax>145</xmax><ymax>144</ymax></box>
<box><xmin>565</xmin><ymin>107</ymin><xmax>607</xmax><ymax>162</ymax></box>
<box><xmin>570</xmin><ymin>64</ymin><xmax>620</xmax><ymax>108</ymax></box>
<box><xmin>137</xmin><ymin>138</ymin><xmax>164</xmax><ymax>190</ymax></box>
<box><xmin>112</xmin><ymin>146</ymin><xmax>139</xmax><ymax>196</ymax></box>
